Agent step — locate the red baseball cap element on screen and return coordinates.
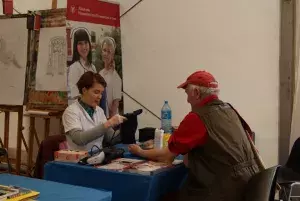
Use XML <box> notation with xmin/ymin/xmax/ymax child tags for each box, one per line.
<box><xmin>177</xmin><ymin>70</ymin><xmax>218</xmax><ymax>89</ymax></box>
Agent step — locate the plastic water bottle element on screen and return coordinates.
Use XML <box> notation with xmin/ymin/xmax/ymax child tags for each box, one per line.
<box><xmin>161</xmin><ymin>101</ymin><xmax>172</xmax><ymax>134</ymax></box>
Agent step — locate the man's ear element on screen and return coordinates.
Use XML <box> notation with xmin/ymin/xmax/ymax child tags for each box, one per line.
<box><xmin>194</xmin><ymin>88</ymin><xmax>201</xmax><ymax>99</ymax></box>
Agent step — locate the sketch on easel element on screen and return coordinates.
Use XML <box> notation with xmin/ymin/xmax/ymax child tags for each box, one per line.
<box><xmin>0</xmin><ymin>17</ymin><xmax>28</xmax><ymax>106</ymax></box>
<box><xmin>46</xmin><ymin>36</ymin><xmax>67</xmax><ymax>76</ymax></box>
<box><xmin>35</xmin><ymin>27</ymin><xmax>67</xmax><ymax>92</ymax></box>
<box><xmin>0</xmin><ymin>37</ymin><xmax>22</xmax><ymax>69</ymax></box>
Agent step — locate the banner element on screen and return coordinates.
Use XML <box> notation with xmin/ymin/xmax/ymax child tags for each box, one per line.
<box><xmin>66</xmin><ymin>0</ymin><xmax>122</xmax><ymax>117</ymax></box>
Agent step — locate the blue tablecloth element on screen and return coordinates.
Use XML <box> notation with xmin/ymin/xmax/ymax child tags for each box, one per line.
<box><xmin>0</xmin><ymin>173</ymin><xmax>112</xmax><ymax>201</ymax></box>
<box><xmin>44</xmin><ymin>144</ymin><xmax>187</xmax><ymax>201</ymax></box>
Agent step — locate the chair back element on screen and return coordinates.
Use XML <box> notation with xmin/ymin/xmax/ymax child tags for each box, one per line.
<box><xmin>33</xmin><ymin>134</ymin><xmax>66</xmax><ymax>179</ymax></box>
<box><xmin>0</xmin><ymin>148</ymin><xmax>11</xmax><ymax>173</ymax></box>
<box><xmin>244</xmin><ymin>166</ymin><xmax>280</xmax><ymax>201</ymax></box>
<box><xmin>286</xmin><ymin>137</ymin><xmax>300</xmax><ymax>173</ymax></box>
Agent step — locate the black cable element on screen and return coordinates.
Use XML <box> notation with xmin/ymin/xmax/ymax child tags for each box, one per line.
<box><xmin>123</xmin><ymin>91</ymin><xmax>161</xmax><ymax>120</ymax></box>
<box><xmin>109</xmin><ymin>130</ymin><xmax>119</xmax><ymax>147</ymax></box>
<box><xmin>120</xmin><ymin>0</ymin><xmax>144</xmax><ymax>18</ymax></box>
<box><xmin>90</xmin><ymin>145</ymin><xmax>102</xmax><ymax>156</ymax></box>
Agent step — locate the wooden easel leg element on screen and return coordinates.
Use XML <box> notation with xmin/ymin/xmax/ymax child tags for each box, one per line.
<box><xmin>34</xmin><ymin>128</ymin><xmax>40</xmax><ymax>146</ymax></box>
<box><xmin>0</xmin><ymin>137</ymin><xmax>4</xmax><ymax>148</ymax></box>
<box><xmin>4</xmin><ymin>111</ymin><xmax>10</xmax><ymax>149</ymax></box>
<box><xmin>44</xmin><ymin>118</ymin><xmax>50</xmax><ymax>139</ymax></box>
<box><xmin>15</xmin><ymin>107</ymin><xmax>23</xmax><ymax>175</ymax></box>
<box><xmin>59</xmin><ymin>118</ymin><xmax>64</xmax><ymax>134</ymax></box>
<box><xmin>27</xmin><ymin>117</ymin><xmax>35</xmax><ymax>176</ymax></box>
<box><xmin>21</xmin><ymin>128</ymin><xmax>29</xmax><ymax>152</ymax></box>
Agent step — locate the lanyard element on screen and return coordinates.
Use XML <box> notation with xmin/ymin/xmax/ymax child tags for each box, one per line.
<box><xmin>79</xmin><ymin>60</ymin><xmax>95</xmax><ymax>73</ymax></box>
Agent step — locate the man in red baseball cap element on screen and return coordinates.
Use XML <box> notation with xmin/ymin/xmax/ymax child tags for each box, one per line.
<box><xmin>129</xmin><ymin>70</ymin><xmax>262</xmax><ymax>201</ymax></box>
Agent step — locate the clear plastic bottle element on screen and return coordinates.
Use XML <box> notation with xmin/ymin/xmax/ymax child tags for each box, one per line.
<box><xmin>161</xmin><ymin>100</ymin><xmax>172</xmax><ymax>134</ymax></box>
<box><xmin>154</xmin><ymin>129</ymin><xmax>164</xmax><ymax>149</ymax></box>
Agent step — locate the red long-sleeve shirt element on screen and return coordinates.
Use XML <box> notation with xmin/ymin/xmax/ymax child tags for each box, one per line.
<box><xmin>168</xmin><ymin>95</ymin><xmax>218</xmax><ymax>155</ymax></box>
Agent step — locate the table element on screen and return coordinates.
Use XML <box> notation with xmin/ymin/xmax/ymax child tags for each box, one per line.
<box><xmin>0</xmin><ymin>173</ymin><xmax>112</xmax><ymax>201</ymax></box>
<box><xmin>44</xmin><ymin>162</ymin><xmax>186</xmax><ymax>201</ymax></box>
<box><xmin>44</xmin><ymin>145</ymin><xmax>187</xmax><ymax>201</ymax></box>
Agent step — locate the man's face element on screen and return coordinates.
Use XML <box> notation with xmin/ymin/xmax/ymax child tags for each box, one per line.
<box><xmin>185</xmin><ymin>85</ymin><xmax>200</xmax><ymax>106</ymax></box>
<box><xmin>102</xmin><ymin>42</ymin><xmax>114</xmax><ymax>65</ymax></box>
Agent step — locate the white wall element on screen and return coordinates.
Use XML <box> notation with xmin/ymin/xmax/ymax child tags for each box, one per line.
<box><xmin>122</xmin><ymin>0</ymin><xmax>280</xmax><ymax>167</ymax></box>
<box><xmin>0</xmin><ymin>0</ymin><xmax>280</xmax><ymax>167</ymax></box>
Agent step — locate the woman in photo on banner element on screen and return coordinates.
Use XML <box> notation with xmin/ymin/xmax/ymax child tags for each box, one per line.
<box><xmin>99</xmin><ymin>36</ymin><xmax>122</xmax><ymax>118</ymax></box>
<box><xmin>67</xmin><ymin>28</ymin><xmax>107</xmax><ymax>115</ymax></box>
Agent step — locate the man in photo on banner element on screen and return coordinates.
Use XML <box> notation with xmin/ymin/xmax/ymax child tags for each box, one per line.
<box><xmin>99</xmin><ymin>36</ymin><xmax>122</xmax><ymax>118</ymax></box>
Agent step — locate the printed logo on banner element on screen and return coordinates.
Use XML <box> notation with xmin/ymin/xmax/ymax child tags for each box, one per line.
<box><xmin>67</xmin><ymin>0</ymin><xmax>120</xmax><ymax>27</ymax></box>
<box><xmin>70</xmin><ymin>5</ymin><xmax>77</xmax><ymax>14</ymax></box>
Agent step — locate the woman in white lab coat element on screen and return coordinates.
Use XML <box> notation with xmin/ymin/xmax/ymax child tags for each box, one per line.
<box><xmin>62</xmin><ymin>71</ymin><xmax>126</xmax><ymax>151</ymax></box>
<box><xmin>67</xmin><ymin>29</ymin><xmax>97</xmax><ymax>105</ymax></box>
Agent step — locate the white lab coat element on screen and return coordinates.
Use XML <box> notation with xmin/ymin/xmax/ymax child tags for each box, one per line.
<box><xmin>67</xmin><ymin>60</ymin><xmax>97</xmax><ymax>105</ymax></box>
<box><xmin>99</xmin><ymin>68</ymin><xmax>122</xmax><ymax>115</ymax></box>
<box><xmin>62</xmin><ymin>100</ymin><xmax>107</xmax><ymax>151</ymax></box>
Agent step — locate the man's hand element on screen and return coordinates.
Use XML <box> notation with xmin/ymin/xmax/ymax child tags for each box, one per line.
<box><xmin>128</xmin><ymin>145</ymin><xmax>177</xmax><ymax>164</ymax></box>
<box><xmin>128</xmin><ymin>144</ymin><xmax>142</xmax><ymax>155</ymax></box>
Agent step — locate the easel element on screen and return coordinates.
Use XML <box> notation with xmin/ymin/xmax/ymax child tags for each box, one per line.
<box><xmin>23</xmin><ymin>0</ymin><xmax>66</xmax><ymax>176</ymax></box>
<box><xmin>0</xmin><ymin>105</ymin><xmax>26</xmax><ymax>175</ymax></box>
<box><xmin>24</xmin><ymin>110</ymin><xmax>63</xmax><ymax>176</ymax></box>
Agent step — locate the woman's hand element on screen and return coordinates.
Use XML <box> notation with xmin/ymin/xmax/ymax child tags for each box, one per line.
<box><xmin>104</xmin><ymin>114</ymin><xmax>127</xmax><ymax>128</ymax></box>
<box><xmin>128</xmin><ymin>144</ymin><xmax>142</xmax><ymax>155</ymax></box>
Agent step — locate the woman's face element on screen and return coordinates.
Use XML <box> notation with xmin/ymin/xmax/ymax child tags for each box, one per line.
<box><xmin>77</xmin><ymin>41</ymin><xmax>90</xmax><ymax>60</ymax></box>
<box><xmin>82</xmin><ymin>83</ymin><xmax>104</xmax><ymax>108</ymax></box>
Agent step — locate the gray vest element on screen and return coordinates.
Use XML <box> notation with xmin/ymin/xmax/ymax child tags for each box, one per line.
<box><xmin>179</xmin><ymin>100</ymin><xmax>260</xmax><ymax>201</ymax></box>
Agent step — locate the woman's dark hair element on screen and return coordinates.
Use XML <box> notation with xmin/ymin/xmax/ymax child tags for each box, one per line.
<box><xmin>71</xmin><ymin>29</ymin><xmax>92</xmax><ymax>65</ymax></box>
<box><xmin>77</xmin><ymin>71</ymin><xmax>107</xmax><ymax>94</ymax></box>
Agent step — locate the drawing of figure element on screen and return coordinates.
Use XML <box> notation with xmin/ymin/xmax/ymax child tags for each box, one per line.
<box><xmin>99</xmin><ymin>37</ymin><xmax>122</xmax><ymax>118</ymax></box>
<box><xmin>0</xmin><ymin>37</ymin><xmax>22</xmax><ymax>69</ymax></box>
<box><xmin>47</xmin><ymin>36</ymin><xmax>67</xmax><ymax>76</ymax></box>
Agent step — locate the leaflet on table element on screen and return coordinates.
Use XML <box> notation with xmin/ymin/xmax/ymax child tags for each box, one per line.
<box><xmin>0</xmin><ymin>185</ymin><xmax>19</xmax><ymax>200</ymax></box>
<box><xmin>97</xmin><ymin>158</ymin><xmax>183</xmax><ymax>175</ymax></box>
<box><xmin>0</xmin><ymin>185</ymin><xmax>39</xmax><ymax>201</ymax></box>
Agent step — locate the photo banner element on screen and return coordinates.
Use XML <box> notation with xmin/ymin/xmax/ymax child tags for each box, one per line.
<box><xmin>66</xmin><ymin>0</ymin><xmax>123</xmax><ymax>117</ymax></box>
